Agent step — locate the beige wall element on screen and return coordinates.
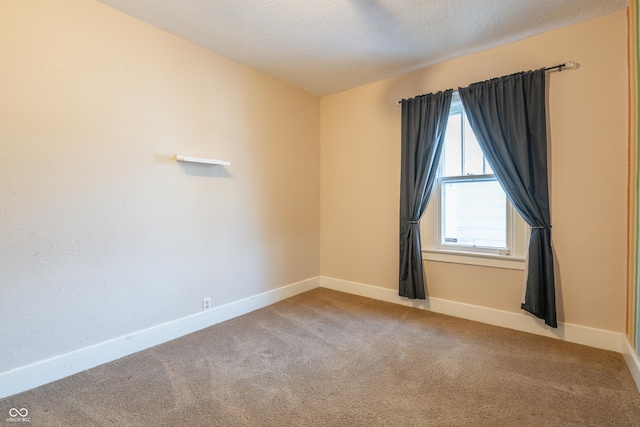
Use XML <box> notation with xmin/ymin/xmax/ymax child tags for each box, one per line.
<box><xmin>321</xmin><ymin>11</ymin><xmax>628</xmax><ymax>332</ymax></box>
<box><xmin>0</xmin><ymin>0</ymin><xmax>320</xmax><ymax>372</ymax></box>
<box><xmin>0</xmin><ymin>0</ymin><xmax>628</xmax><ymax>376</ymax></box>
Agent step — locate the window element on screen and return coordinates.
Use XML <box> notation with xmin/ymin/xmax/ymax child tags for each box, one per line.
<box><xmin>421</xmin><ymin>93</ymin><xmax>527</xmax><ymax>270</ymax></box>
<box><xmin>440</xmin><ymin>178</ymin><xmax>507</xmax><ymax>252</ymax></box>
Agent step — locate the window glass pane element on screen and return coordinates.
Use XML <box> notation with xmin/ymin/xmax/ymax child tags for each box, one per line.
<box><xmin>484</xmin><ymin>158</ymin><xmax>494</xmax><ymax>175</ymax></box>
<box><xmin>463</xmin><ymin>115</ymin><xmax>484</xmax><ymax>175</ymax></box>
<box><xmin>442</xmin><ymin>113</ymin><xmax>462</xmax><ymax>177</ymax></box>
<box><xmin>441</xmin><ymin>179</ymin><xmax>507</xmax><ymax>249</ymax></box>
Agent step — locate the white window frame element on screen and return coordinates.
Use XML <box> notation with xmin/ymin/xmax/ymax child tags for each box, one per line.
<box><xmin>421</xmin><ymin>94</ymin><xmax>528</xmax><ymax>271</ymax></box>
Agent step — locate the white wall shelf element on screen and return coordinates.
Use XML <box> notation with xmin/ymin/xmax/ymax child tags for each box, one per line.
<box><xmin>174</xmin><ymin>155</ymin><xmax>230</xmax><ymax>166</ymax></box>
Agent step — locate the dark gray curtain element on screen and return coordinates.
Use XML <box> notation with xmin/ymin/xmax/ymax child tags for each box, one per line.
<box><xmin>458</xmin><ymin>69</ymin><xmax>556</xmax><ymax>327</ymax></box>
<box><xmin>399</xmin><ymin>90</ymin><xmax>453</xmax><ymax>299</ymax></box>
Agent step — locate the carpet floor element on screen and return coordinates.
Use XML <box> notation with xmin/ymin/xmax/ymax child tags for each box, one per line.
<box><xmin>2</xmin><ymin>288</ymin><xmax>640</xmax><ymax>426</ymax></box>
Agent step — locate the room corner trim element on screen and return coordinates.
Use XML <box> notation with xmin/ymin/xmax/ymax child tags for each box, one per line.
<box><xmin>622</xmin><ymin>335</ymin><xmax>640</xmax><ymax>393</ymax></box>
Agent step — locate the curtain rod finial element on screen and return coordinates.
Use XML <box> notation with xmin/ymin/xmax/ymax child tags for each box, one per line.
<box><xmin>565</xmin><ymin>60</ymin><xmax>579</xmax><ymax>70</ymax></box>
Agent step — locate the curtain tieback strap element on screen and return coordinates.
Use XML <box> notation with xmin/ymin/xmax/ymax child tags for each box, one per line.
<box><xmin>405</xmin><ymin>221</ymin><xmax>421</xmax><ymax>238</ymax></box>
<box><xmin>531</xmin><ymin>225</ymin><xmax>545</xmax><ymax>229</ymax></box>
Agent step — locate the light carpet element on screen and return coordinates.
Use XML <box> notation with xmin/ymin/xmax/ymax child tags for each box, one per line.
<box><xmin>2</xmin><ymin>288</ymin><xmax>640</xmax><ymax>426</ymax></box>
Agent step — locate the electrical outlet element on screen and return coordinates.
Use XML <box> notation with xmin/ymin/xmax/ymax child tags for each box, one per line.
<box><xmin>202</xmin><ymin>297</ymin><xmax>211</xmax><ymax>311</ymax></box>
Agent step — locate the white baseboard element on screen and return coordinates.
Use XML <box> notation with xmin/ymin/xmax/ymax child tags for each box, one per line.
<box><xmin>622</xmin><ymin>335</ymin><xmax>640</xmax><ymax>394</ymax></box>
<box><xmin>319</xmin><ymin>276</ymin><xmax>623</xmax><ymax>353</ymax></box>
<box><xmin>0</xmin><ymin>277</ymin><xmax>320</xmax><ymax>399</ymax></box>
<box><xmin>3</xmin><ymin>275</ymin><xmax>637</xmax><ymax>399</ymax></box>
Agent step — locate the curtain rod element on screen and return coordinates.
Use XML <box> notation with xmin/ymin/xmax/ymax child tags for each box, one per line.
<box><xmin>544</xmin><ymin>60</ymin><xmax>579</xmax><ymax>72</ymax></box>
<box><xmin>397</xmin><ymin>60</ymin><xmax>579</xmax><ymax>105</ymax></box>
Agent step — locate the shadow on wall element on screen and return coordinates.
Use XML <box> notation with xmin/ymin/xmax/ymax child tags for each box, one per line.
<box><xmin>176</xmin><ymin>161</ymin><xmax>235</xmax><ymax>179</ymax></box>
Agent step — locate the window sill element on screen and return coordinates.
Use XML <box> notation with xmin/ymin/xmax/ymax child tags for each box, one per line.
<box><xmin>422</xmin><ymin>249</ymin><xmax>525</xmax><ymax>271</ymax></box>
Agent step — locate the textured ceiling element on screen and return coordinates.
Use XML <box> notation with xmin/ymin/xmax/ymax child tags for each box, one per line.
<box><xmin>96</xmin><ymin>0</ymin><xmax>627</xmax><ymax>96</ymax></box>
